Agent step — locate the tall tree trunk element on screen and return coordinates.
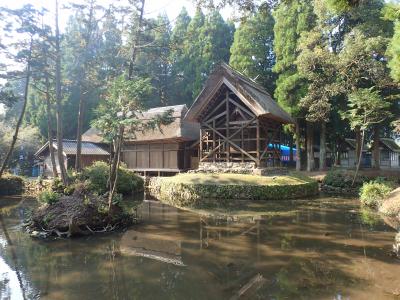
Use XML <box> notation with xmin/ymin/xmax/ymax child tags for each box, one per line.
<box><xmin>319</xmin><ymin>121</ymin><xmax>327</xmax><ymax>171</ymax></box>
<box><xmin>306</xmin><ymin>121</ymin><xmax>314</xmax><ymax>172</ymax></box>
<box><xmin>372</xmin><ymin>125</ymin><xmax>380</xmax><ymax>170</ymax></box>
<box><xmin>109</xmin><ymin>130</ymin><xmax>123</xmax><ymax>209</ymax></box>
<box><xmin>295</xmin><ymin>120</ymin><xmax>301</xmax><ymax>171</ymax></box>
<box><xmin>75</xmin><ymin>87</ymin><xmax>85</xmax><ymax>172</ymax></box>
<box><xmin>75</xmin><ymin>2</ymin><xmax>94</xmax><ymax>172</ymax></box>
<box><xmin>108</xmin><ymin>0</ymin><xmax>145</xmax><ymax>202</ymax></box>
<box><xmin>0</xmin><ymin>39</ymin><xmax>32</xmax><ymax>178</ymax></box>
<box><xmin>355</xmin><ymin>127</ymin><xmax>361</xmax><ymax>168</ymax></box>
<box><xmin>55</xmin><ymin>0</ymin><xmax>69</xmax><ymax>185</ymax></box>
<box><xmin>45</xmin><ymin>75</ymin><xmax>58</xmax><ymax>177</ymax></box>
<box><xmin>128</xmin><ymin>0</ymin><xmax>145</xmax><ymax>80</ymax></box>
<box><xmin>334</xmin><ymin>138</ymin><xmax>341</xmax><ymax>166</ymax></box>
<box><xmin>353</xmin><ymin>129</ymin><xmax>365</xmax><ymax>186</ymax></box>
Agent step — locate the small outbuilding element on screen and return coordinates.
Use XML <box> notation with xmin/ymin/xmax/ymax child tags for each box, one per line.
<box><xmin>122</xmin><ymin>104</ymin><xmax>200</xmax><ymax>175</ymax></box>
<box><xmin>184</xmin><ymin>63</ymin><xmax>293</xmax><ymax>167</ymax></box>
<box><xmin>379</xmin><ymin>138</ymin><xmax>400</xmax><ymax>169</ymax></box>
<box><xmin>34</xmin><ymin>140</ymin><xmax>109</xmax><ymax>177</ymax></box>
<box><xmin>337</xmin><ymin>138</ymin><xmax>370</xmax><ymax>168</ymax></box>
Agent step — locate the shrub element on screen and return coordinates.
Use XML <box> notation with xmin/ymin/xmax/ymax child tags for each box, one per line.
<box><xmin>360</xmin><ymin>181</ymin><xmax>393</xmax><ymax>208</ymax></box>
<box><xmin>0</xmin><ymin>174</ymin><xmax>24</xmax><ymax>195</ymax></box>
<box><xmin>323</xmin><ymin>169</ymin><xmax>367</xmax><ymax>188</ymax></box>
<box><xmin>51</xmin><ymin>178</ymin><xmax>66</xmax><ymax>194</ymax></box>
<box><xmin>38</xmin><ymin>190</ymin><xmax>61</xmax><ymax>205</ymax></box>
<box><xmin>81</xmin><ymin>161</ymin><xmax>143</xmax><ymax>195</ymax></box>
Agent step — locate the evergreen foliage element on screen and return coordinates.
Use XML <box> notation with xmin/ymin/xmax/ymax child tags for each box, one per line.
<box><xmin>229</xmin><ymin>7</ymin><xmax>275</xmax><ymax>93</ymax></box>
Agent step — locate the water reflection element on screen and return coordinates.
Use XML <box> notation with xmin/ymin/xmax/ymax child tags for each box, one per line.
<box><xmin>0</xmin><ymin>196</ymin><xmax>399</xmax><ymax>299</ymax></box>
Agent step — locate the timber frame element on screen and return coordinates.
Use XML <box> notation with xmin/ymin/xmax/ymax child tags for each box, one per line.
<box><xmin>198</xmin><ymin>86</ymin><xmax>282</xmax><ymax>167</ymax></box>
<box><xmin>186</xmin><ymin>63</ymin><xmax>293</xmax><ymax>168</ymax></box>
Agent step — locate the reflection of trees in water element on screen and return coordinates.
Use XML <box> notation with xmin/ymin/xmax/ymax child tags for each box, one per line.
<box><xmin>0</xmin><ymin>214</ymin><xmax>27</xmax><ymax>300</ymax></box>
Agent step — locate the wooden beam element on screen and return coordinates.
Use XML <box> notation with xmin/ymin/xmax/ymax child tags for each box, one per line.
<box><xmin>200</xmin><ymin>141</ymin><xmax>225</xmax><ymax>162</ymax></box>
<box><xmin>213</xmin><ymin>119</ymin><xmax>216</xmax><ymax>162</ymax></box>
<box><xmin>229</xmin><ymin>98</ymin><xmax>255</xmax><ymax>119</ymax></box>
<box><xmin>256</xmin><ymin>118</ymin><xmax>260</xmax><ymax>167</ymax></box>
<box><xmin>226</xmin><ymin>91</ymin><xmax>230</xmax><ymax>162</ymax></box>
<box><xmin>203</xmin><ymin>98</ymin><xmax>226</xmax><ymax>122</ymax></box>
<box><xmin>203</xmin><ymin>122</ymin><xmax>257</xmax><ymax>162</ymax></box>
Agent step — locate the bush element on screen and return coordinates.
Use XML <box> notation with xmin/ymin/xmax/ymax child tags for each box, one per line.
<box><xmin>323</xmin><ymin>169</ymin><xmax>367</xmax><ymax>188</ymax></box>
<box><xmin>38</xmin><ymin>190</ymin><xmax>61</xmax><ymax>205</ymax></box>
<box><xmin>81</xmin><ymin>161</ymin><xmax>143</xmax><ymax>195</ymax></box>
<box><xmin>360</xmin><ymin>181</ymin><xmax>393</xmax><ymax>208</ymax></box>
<box><xmin>0</xmin><ymin>174</ymin><xmax>24</xmax><ymax>195</ymax></box>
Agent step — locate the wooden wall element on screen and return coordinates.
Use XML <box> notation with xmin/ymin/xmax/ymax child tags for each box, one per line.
<box><xmin>122</xmin><ymin>142</ymin><xmax>194</xmax><ymax>171</ymax></box>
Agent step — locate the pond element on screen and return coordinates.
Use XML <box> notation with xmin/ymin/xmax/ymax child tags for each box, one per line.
<box><xmin>0</xmin><ymin>196</ymin><xmax>399</xmax><ymax>299</ymax></box>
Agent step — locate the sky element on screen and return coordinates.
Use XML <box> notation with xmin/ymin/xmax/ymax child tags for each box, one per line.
<box><xmin>0</xmin><ymin>0</ymin><xmax>235</xmax><ymax>29</ymax></box>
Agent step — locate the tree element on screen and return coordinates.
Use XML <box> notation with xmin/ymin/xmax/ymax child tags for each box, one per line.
<box><xmin>65</xmin><ymin>0</ymin><xmax>104</xmax><ymax>171</ymax></box>
<box><xmin>93</xmin><ymin>76</ymin><xmax>172</xmax><ymax>209</ymax></box>
<box><xmin>229</xmin><ymin>5</ymin><xmax>275</xmax><ymax>93</ymax></box>
<box><xmin>169</xmin><ymin>7</ymin><xmax>191</xmax><ymax>104</ymax></box>
<box><xmin>336</xmin><ymin>30</ymin><xmax>396</xmax><ymax>169</ymax></box>
<box><xmin>273</xmin><ymin>0</ymin><xmax>316</xmax><ymax>171</ymax></box>
<box><xmin>0</xmin><ymin>5</ymin><xmax>41</xmax><ymax>177</ymax></box>
<box><xmin>55</xmin><ymin>0</ymin><xmax>69</xmax><ymax>185</ymax></box>
<box><xmin>342</xmin><ymin>88</ymin><xmax>391</xmax><ymax>184</ymax></box>
<box><xmin>136</xmin><ymin>13</ymin><xmax>173</xmax><ymax>106</ymax></box>
<box><xmin>385</xmin><ymin>3</ymin><xmax>400</xmax><ymax>82</ymax></box>
<box><xmin>30</xmin><ymin>24</ymin><xmax>58</xmax><ymax>177</ymax></box>
<box><xmin>296</xmin><ymin>30</ymin><xmax>337</xmax><ymax>171</ymax></box>
<box><xmin>180</xmin><ymin>9</ymin><xmax>234</xmax><ymax>104</ymax></box>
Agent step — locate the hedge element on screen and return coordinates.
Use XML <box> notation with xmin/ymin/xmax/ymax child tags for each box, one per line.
<box><xmin>0</xmin><ymin>175</ymin><xmax>24</xmax><ymax>196</ymax></box>
<box><xmin>148</xmin><ymin>174</ymin><xmax>319</xmax><ymax>208</ymax></box>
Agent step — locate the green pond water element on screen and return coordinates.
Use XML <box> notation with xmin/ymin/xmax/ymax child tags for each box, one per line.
<box><xmin>0</xmin><ymin>196</ymin><xmax>399</xmax><ymax>300</ymax></box>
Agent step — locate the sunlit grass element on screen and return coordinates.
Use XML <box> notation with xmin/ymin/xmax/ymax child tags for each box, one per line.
<box><xmin>165</xmin><ymin>173</ymin><xmax>308</xmax><ymax>186</ymax></box>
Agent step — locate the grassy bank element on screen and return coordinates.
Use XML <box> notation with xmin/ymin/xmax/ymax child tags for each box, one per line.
<box><xmin>148</xmin><ymin>173</ymin><xmax>319</xmax><ymax>208</ymax></box>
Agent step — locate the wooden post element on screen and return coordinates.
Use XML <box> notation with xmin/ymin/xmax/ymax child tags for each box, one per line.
<box><xmin>162</xmin><ymin>143</ymin><xmax>165</xmax><ymax>169</ymax></box>
<box><xmin>256</xmin><ymin>118</ymin><xmax>260</xmax><ymax>167</ymax></box>
<box><xmin>213</xmin><ymin>119</ymin><xmax>216</xmax><ymax>162</ymax></box>
<box><xmin>200</xmin><ymin>128</ymin><xmax>203</xmax><ymax>162</ymax></box>
<box><xmin>226</xmin><ymin>91</ymin><xmax>230</xmax><ymax>162</ymax></box>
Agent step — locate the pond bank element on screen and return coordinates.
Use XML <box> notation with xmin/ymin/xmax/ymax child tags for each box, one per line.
<box><xmin>148</xmin><ymin>173</ymin><xmax>319</xmax><ymax>208</ymax></box>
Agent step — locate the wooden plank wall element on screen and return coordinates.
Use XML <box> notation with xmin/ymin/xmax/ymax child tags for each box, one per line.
<box><xmin>122</xmin><ymin>142</ymin><xmax>190</xmax><ymax>170</ymax></box>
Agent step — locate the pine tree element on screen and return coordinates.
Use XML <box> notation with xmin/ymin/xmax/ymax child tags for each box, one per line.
<box><xmin>273</xmin><ymin>0</ymin><xmax>316</xmax><ymax>171</ymax></box>
<box><xmin>229</xmin><ymin>7</ymin><xmax>275</xmax><ymax>93</ymax></box>
<box><xmin>170</xmin><ymin>7</ymin><xmax>191</xmax><ymax>104</ymax></box>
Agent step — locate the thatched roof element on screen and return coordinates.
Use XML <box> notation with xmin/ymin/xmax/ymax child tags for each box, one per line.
<box><xmin>35</xmin><ymin>140</ymin><xmax>109</xmax><ymax>157</ymax></box>
<box><xmin>185</xmin><ymin>63</ymin><xmax>293</xmax><ymax>123</ymax></box>
<box><xmin>380</xmin><ymin>138</ymin><xmax>400</xmax><ymax>152</ymax></box>
<box><xmin>83</xmin><ymin>105</ymin><xmax>200</xmax><ymax>143</ymax></box>
<box><xmin>82</xmin><ymin>127</ymin><xmax>105</xmax><ymax>143</ymax></box>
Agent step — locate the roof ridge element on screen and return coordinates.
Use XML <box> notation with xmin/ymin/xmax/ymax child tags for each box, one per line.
<box><xmin>220</xmin><ymin>63</ymin><xmax>272</xmax><ymax>96</ymax></box>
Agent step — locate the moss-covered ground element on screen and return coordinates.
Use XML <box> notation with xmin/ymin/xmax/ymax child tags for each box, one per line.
<box><xmin>165</xmin><ymin>173</ymin><xmax>308</xmax><ymax>186</ymax></box>
<box><xmin>148</xmin><ymin>172</ymin><xmax>319</xmax><ymax>208</ymax></box>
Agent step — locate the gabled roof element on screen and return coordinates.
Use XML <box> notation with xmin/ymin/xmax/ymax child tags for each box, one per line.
<box><xmin>35</xmin><ymin>140</ymin><xmax>109</xmax><ymax>157</ymax></box>
<box><xmin>380</xmin><ymin>138</ymin><xmax>400</xmax><ymax>152</ymax></box>
<box><xmin>82</xmin><ymin>127</ymin><xmax>105</xmax><ymax>143</ymax></box>
<box><xmin>83</xmin><ymin>105</ymin><xmax>200</xmax><ymax>143</ymax></box>
<box><xmin>344</xmin><ymin>139</ymin><xmax>369</xmax><ymax>151</ymax></box>
<box><xmin>185</xmin><ymin>63</ymin><xmax>293</xmax><ymax>123</ymax></box>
